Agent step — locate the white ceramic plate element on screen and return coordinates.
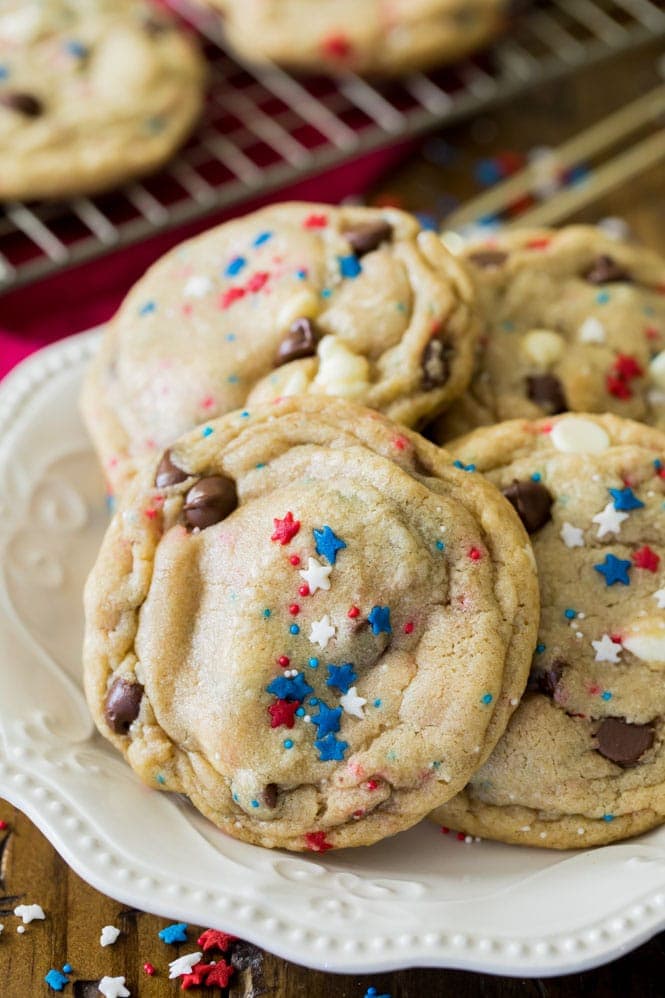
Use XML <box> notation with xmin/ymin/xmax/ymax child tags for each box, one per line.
<box><xmin>2</xmin><ymin>332</ymin><xmax>665</xmax><ymax>978</ymax></box>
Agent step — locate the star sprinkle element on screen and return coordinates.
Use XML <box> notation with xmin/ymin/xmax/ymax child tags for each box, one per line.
<box><xmin>653</xmin><ymin>587</ymin><xmax>665</xmax><ymax>609</ymax></box>
<box><xmin>267</xmin><ymin>674</ymin><xmax>313</xmax><ymax>701</ymax></box>
<box><xmin>268</xmin><ymin>699</ymin><xmax>301</xmax><ymax>728</ymax></box>
<box><xmin>158</xmin><ymin>922</ymin><xmax>188</xmax><ymax>944</ymax></box>
<box><xmin>609</xmin><ymin>487</ymin><xmax>644</xmax><ymax>511</ymax></box>
<box><xmin>200</xmin><ymin>960</ymin><xmax>235</xmax><ymax>988</ymax></box>
<box><xmin>340</xmin><ymin>686</ymin><xmax>366</xmax><ymax>718</ymax></box>
<box><xmin>560</xmin><ymin>522</ymin><xmax>584</xmax><ymax>547</ymax></box>
<box><xmin>368</xmin><ymin>606</ymin><xmax>392</xmax><ymax>635</ymax></box>
<box><xmin>14</xmin><ymin>904</ymin><xmax>45</xmax><ymax>923</ymax></box>
<box><xmin>197</xmin><ymin>929</ymin><xmax>237</xmax><ymax>952</ymax></box>
<box><xmin>594</xmin><ymin>554</ymin><xmax>632</xmax><ymax>586</ymax></box>
<box><xmin>311</xmin><ymin>701</ymin><xmax>342</xmax><ymax>737</ymax></box>
<box><xmin>315</xmin><ymin>732</ymin><xmax>349</xmax><ymax>761</ymax></box>
<box><xmin>305</xmin><ymin>831</ymin><xmax>333</xmax><ymax>852</ymax></box>
<box><xmin>592</xmin><ymin>633</ymin><xmax>622</xmax><ymax>663</ymax></box>
<box><xmin>310</xmin><ymin>614</ymin><xmax>336</xmax><ymax>649</ymax></box>
<box><xmin>44</xmin><ymin>970</ymin><xmax>68</xmax><ymax>992</ymax></box>
<box><xmin>633</xmin><ymin>546</ymin><xmax>660</xmax><ymax>572</ymax></box>
<box><xmin>98</xmin><ymin>978</ymin><xmax>130</xmax><ymax>998</ymax></box>
<box><xmin>100</xmin><ymin>925</ymin><xmax>121</xmax><ymax>947</ymax></box>
<box><xmin>326</xmin><ymin>663</ymin><xmax>358</xmax><ymax>694</ymax></box>
<box><xmin>180</xmin><ymin>962</ymin><xmax>210</xmax><ymax>989</ymax></box>
<box><xmin>592</xmin><ymin>502</ymin><xmax>628</xmax><ymax>538</ymax></box>
<box><xmin>271</xmin><ymin>511</ymin><xmax>300</xmax><ymax>545</ymax></box>
<box><xmin>169</xmin><ymin>952</ymin><xmax>203</xmax><ymax>980</ymax></box>
<box><xmin>313</xmin><ymin>525</ymin><xmax>347</xmax><ymax>564</ymax></box>
<box><xmin>299</xmin><ymin>557</ymin><xmax>332</xmax><ymax>594</ymax></box>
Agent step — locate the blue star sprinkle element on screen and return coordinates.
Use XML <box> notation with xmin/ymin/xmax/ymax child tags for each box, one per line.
<box><xmin>313</xmin><ymin>525</ymin><xmax>347</xmax><ymax>564</ymax></box>
<box><xmin>315</xmin><ymin>732</ymin><xmax>348</xmax><ymax>762</ymax></box>
<box><xmin>326</xmin><ymin>663</ymin><xmax>357</xmax><ymax>694</ymax></box>
<box><xmin>338</xmin><ymin>254</ymin><xmax>362</xmax><ymax>279</ymax></box>
<box><xmin>594</xmin><ymin>553</ymin><xmax>631</xmax><ymax>586</ymax></box>
<box><xmin>368</xmin><ymin>605</ymin><xmax>392</xmax><ymax>635</ymax></box>
<box><xmin>609</xmin><ymin>487</ymin><xmax>644</xmax><ymax>511</ymax></box>
<box><xmin>311</xmin><ymin>701</ymin><xmax>342</xmax><ymax>737</ymax></box>
<box><xmin>158</xmin><ymin>922</ymin><xmax>188</xmax><ymax>944</ymax></box>
<box><xmin>225</xmin><ymin>255</ymin><xmax>246</xmax><ymax>277</ymax></box>
<box><xmin>364</xmin><ymin>989</ymin><xmax>392</xmax><ymax>998</ymax></box>
<box><xmin>266</xmin><ymin>674</ymin><xmax>313</xmax><ymax>701</ymax></box>
<box><xmin>44</xmin><ymin>970</ymin><xmax>69</xmax><ymax>991</ymax></box>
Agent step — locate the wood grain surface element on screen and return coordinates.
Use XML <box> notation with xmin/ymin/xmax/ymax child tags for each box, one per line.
<box><xmin>1</xmin><ymin>37</ymin><xmax>665</xmax><ymax>998</ymax></box>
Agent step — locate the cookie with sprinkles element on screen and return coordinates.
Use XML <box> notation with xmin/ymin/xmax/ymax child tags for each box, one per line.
<box><xmin>0</xmin><ymin>0</ymin><xmax>205</xmax><ymax>200</ymax></box>
<box><xmin>202</xmin><ymin>0</ymin><xmax>510</xmax><ymax>77</ymax></box>
<box><xmin>431</xmin><ymin>413</ymin><xmax>665</xmax><ymax>848</ymax></box>
<box><xmin>430</xmin><ymin>226</ymin><xmax>665</xmax><ymax>441</ymax></box>
<box><xmin>82</xmin><ymin>201</ymin><xmax>479</xmax><ymax>496</ymax></box>
<box><xmin>83</xmin><ymin>396</ymin><xmax>538</xmax><ymax>851</ymax></box>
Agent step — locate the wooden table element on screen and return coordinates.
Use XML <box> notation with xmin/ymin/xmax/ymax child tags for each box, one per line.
<box><xmin>2</xmin><ymin>39</ymin><xmax>665</xmax><ymax>998</ymax></box>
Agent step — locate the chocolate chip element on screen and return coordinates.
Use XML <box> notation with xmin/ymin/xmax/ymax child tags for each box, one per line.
<box><xmin>104</xmin><ymin>677</ymin><xmax>144</xmax><ymax>734</ymax></box>
<box><xmin>421</xmin><ymin>338</ymin><xmax>451</xmax><ymax>390</ymax></box>
<box><xmin>468</xmin><ymin>250</ymin><xmax>508</xmax><ymax>268</ymax></box>
<box><xmin>526</xmin><ymin>373</ymin><xmax>568</xmax><ymax>414</ymax></box>
<box><xmin>275</xmin><ymin>318</ymin><xmax>318</xmax><ymax>367</ymax></box>
<box><xmin>527</xmin><ymin>659</ymin><xmax>564</xmax><ymax>697</ymax></box>
<box><xmin>155</xmin><ymin>449</ymin><xmax>188</xmax><ymax>488</ymax></box>
<box><xmin>263</xmin><ymin>784</ymin><xmax>278</xmax><ymax>809</ymax></box>
<box><xmin>0</xmin><ymin>92</ymin><xmax>43</xmax><ymax>117</ymax></box>
<box><xmin>502</xmin><ymin>479</ymin><xmax>553</xmax><ymax>533</ymax></box>
<box><xmin>584</xmin><ymin>255</ymin><xmax>631</xmax><ymax>284</ymax></box>
<box><xmin>596</xmin><ymin>717</ymin><xmax>654</xmax><ymax>767</ymax></box>
<box><xmin>344</xmin><ymin>220</ymin><xmax>393</xmax><ymax>257</ymax></box>
<box><xmin>143</xmin><ymin>17</ymin><xmax>170</xmax><ymax>35</ymax></box>
<box><xmin>183</xmin><ymin>475</ymin><xmax>238</xmax><ymax>529</ymax></box>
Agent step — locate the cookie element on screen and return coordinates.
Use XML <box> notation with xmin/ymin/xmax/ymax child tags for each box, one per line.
<box><xmin>431</xmin><ymin>413</ymin><xmax>665</xmax><ymax>848</ymax></box>
<box><xmin>205</xmin><ymin>0</ymin><xmax>508</xmax><ymax>76</ymax></box>
<box><xmin>0</xmin><ymin>0</ymin><xmax>206</xmax><ymax>201</ymax></box>
<box><xmin>431</xmin><ymin>227</ymin><xmax>665</xmax><ymax>441</ymax></box>
<box><xmin>81</xmin><ymin>202</ymin><xmax>479</xmax><ymax>496</ymax></box>
<box><xmin>83</xmin><ymin>397</ymin><xmax>538</xmax><ymax>851</ymax></box>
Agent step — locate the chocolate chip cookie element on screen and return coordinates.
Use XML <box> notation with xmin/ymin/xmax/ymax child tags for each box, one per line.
<box><xmin>83</xmin><ymin>397</ymin><xmax>538</xmax><ymax>851</ymax></box>
<box><xmin>81</xmin><ymin>202</ymin><xmax>479</xmax><ymax>496</ymax></box>
<box><xmin>431</xmin><ymin>227</ymin><xmax>665</xmax><ymax>441</ymax></box>
<box><xmin>0</xmin><ymin>0</ymin><xmax>205</xmax><ymax>200</ymax></box>
<box><xmin>431</xmin><ymin>413</ymin><xmax>665</xmax><ymax>847</ymax></box>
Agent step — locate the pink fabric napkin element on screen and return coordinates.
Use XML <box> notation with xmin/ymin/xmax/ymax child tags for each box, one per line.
<box><xmin>0</xmin><ymin>143</ymin><xmax>413</xmax><ymax>379</ymax></box>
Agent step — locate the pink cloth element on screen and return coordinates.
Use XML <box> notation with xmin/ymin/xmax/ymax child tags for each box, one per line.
<box><xmin>0</xmin><ymin>143</ymin><xmax>413</xmax><ymax>379</ymax></box>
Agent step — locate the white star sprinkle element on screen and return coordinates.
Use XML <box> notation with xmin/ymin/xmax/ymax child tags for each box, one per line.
<box><xmin>591</xmin><ymin>633</ymin><xmax>622</xmax><ymax>663</ymax></box>
<box><xmin>309</xmin><ymin>614</ymin><xmax>336</xmax><ymax>649</ymax></box>
<box><xmin>13</xmin><ymin>904</ymin><xmax>45</xmax><ymax>924</ymax></box>
<box><xmin>183</xmin><ymin>275</ymin><xmax>213</xmax><ymax>298</ymax></box>
<box><xmin>653</xmin><ymin>587</ymin><xmax>665</xmax><ymax>609</ymax></box>
<box><xmin>98</xmin><ymin>977</ymin><xmax>130</xmax><ymax>998</ymax></box>
<box><xmin>299</xmin><ymin>556</ymin><xmax>332</xmax><ymax>594</ymax></box>
<box><xmin>339</xmin><ymin>686</ymin><xmax>366</xmax><ymax>718</ymax></box>
<box><xmin>100</xmin><ymin>925</ymin><xmax>121</xmax><ymax>947</ymax></box>
<box><xmin>578</xmin><ymin>316</ymin><xmax>606</xmax><ymax>343</ymax></box>
<box><xmin>168</xmin><ymin>952</ymin><xmax>203</xmax><ymax>980</ymax></box>
<box><xmin>560</xmin><ymin>522</ymin><xmax>584</xmax><ymax>548</ymax></box>
<box><xmin>592</xmin><ymin>501</ymin><xmax>628</xmax><ymax>539</ymax></box>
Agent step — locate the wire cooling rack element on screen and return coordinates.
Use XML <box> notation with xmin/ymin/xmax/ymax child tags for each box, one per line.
<box><xmin>1</xmin><ymin>0</ymin><xmax>664</xmax><ymax>295</ymax></box>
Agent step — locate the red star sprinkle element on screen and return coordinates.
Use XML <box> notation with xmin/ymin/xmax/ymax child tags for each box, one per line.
<box><xmin>614</xmin><ymin>354</ymin><xmax>644</xmax><ymax>380</ymax></box>
<box><xmin>246</xmin><ymin>271</ymin><xmax>270</xmax><ymax>293</ymax></box>
<box><xmin>303</xmin><ymin>213</ymin><xmax>328</xmax><ymax>229</ymax></box>
<box><xmin>201</xmin><ymin>960</ymin><xmax>235</xmax><ymax>988</ymax></box>
<box><xmin>143</xmin><ymin>962</ymin><xmax>156</xmax><ymax>976</ymax></box>
<box><xmin>606</xmin><ymin>374</ymin><xmax>632</xmax><ymax>399</ymax></box>
<box><xmin>180</xmin><ymin>962</ymin><xmax>210</xmax><ymax>990</ymax></box>
<box><xmin>197</xmin><ymin>929</ymin><xmax>238</xmax><ymax>953</ymax></box>
<box><xmin>305</xmin><ymin>831</ymin><xmax>334</xmax><ymax>852</ymax></box>
<box><xmin>645</xmin><ymin>326</ymin><xmax>661</xmax><ymax>341</ymax></box>
<box><xmin>632</xmin><ymin>546</ymin><xmax>660</xmax><ymax>572</ymax></box>
<box><xmin>220</xmin><ymin>286</ymin><xmax>245</xmax><ymax>310</ymax></box>
<box><xmin>268</xmin><ymin>699</ymin><xmax>301</xmax><ymax>728</ymax></box>
<box><xmin>271</xmin><ymin>511</ymin><xmax>301</xmax><ymax>545</ymax></box>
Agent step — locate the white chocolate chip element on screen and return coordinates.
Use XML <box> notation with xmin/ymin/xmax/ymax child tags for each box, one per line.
<box><xmin>521</xmin><ymin>329</ymin><xmax>564</xmax><ymax>368</ymax></box>
<box><xmin>313</xmin><ymin>335</ymin><xmax>370</xmax><ymax>399</ymax></box>
<box><xmin>578</xmin><ymin>316</ymin><xmax>606</xmax><ymax>344</ymax></box>
<box><xmin>277</xmin><ymin>287</ymin><xmax>320</xmax><ymax>330</ymax></box>
<box><xmin>92</xmin><ymin>28</ymin><xmax>161</xmax><ymax>104</ymax></box>
<box><xmin>622</xmin><ymin>624</ymin><xmax>665</xmax><ymax>664</ymax></box>
<box><xmin>649</xmin><ymin>351</ymin><xmax>665</xmax><ymax>390</ymax></box>
<box><xmin>550</xmin><ymin>417</ymin><xmax>610</xmax><ymax>454</ymax></box>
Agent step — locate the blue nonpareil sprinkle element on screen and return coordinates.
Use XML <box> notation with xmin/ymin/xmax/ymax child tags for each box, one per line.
<box><xmin>65</xmin><ymin>39</ymin><xmax>88</xmax><ymax>58</ymax></box>
<box><xmin>252</xmin><ymin>231</ymin><xmax>273</xmax><ymax>247</ymax></box>
<box><xmin>601</xmin><ymin>691</ymin><xmax>612</xmax><ymax>701</ymax></box>
<box><xmin>251</xmin><ymin>799</ymin><xmax>259</xmax><ymax>808</ymax></box>
<box><xmin>202</xmin><ymin>426</ymin><xmax>213</xmax><ymax>437</ymax></box>
<box><xmin>263</xmin><ymin>608</ymin><xmax>271</xmax><ymax>618</ymax></box>
<box><xmin>481</xmin><ymin>693</ymin><xmax>493</xmax><ymax>704</ymax></box>
<box><xmin>61</xmin><ymin>965</ymin><xmax>72</xmax><ymax>975</ymax></box>
<box><xmin>602</xmin><ymin>813</ymin><xmax>614</xmax><ymax>822</ymax></box>
<box><xmin>435</xmin><ymin>540</ymin><xmax>445</xmax><ymax>551</ymax></box>
<box><xmin>0</xmin><ymin>65</ymin><xmax>9</xmax><ymax>80</ymax></box>
<box><xmin>290</xmin><ymin>624</ymin><xmax>300</xmax><ymax>635</ymax></box>
<box><xmin>596</xmin><ymin>291</ymin><xmax>611</xmax><ymax>305</ymax></box>
<box><xmin>139</xmin><ymin>300</ymin><xmax>156</xmax><ymax>316</ymax></box>
<box><xmin>338</xmin><ymin>254</ymin><xmax>362</xmax><ymax>279</ymax></box>
<box><xmin>531</xmin><ymin>472</ymin><xmax>541</xmax><ymax>482</ymax></box>
<box><xmin>225</xmin><ymin>256</ymin><xmax>246</xmax><ymax>277</ymax></box>
<box><xmin>564</xmin><ymin>608</ymin><xmax>576</xmax><ymax>619</ymax></box>
<box><xmin>283</xmin><ymin>739</ymin><xmax>294</xmax><ymax>749</ymax></box>
<box><xmin>536</xmin><ymin>643</ymin><xmax>546</xmax><ymax>654</ymax></box>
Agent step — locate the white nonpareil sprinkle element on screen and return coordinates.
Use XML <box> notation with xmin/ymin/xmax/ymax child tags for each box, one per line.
<box><xmin>578</xmin><ymin>316</ymin><xmax>606</xmax><ymax>344</ymax></box>
<box><xmin>100</xmin><ymin>924</ymin><xmax>121</xmax><ymax>947</ymax></box>
<box><xmin>183</xmin><ymin>274</ymin><xmax>213</xmax><ymax>298</ymax></box>
<box><xmin>98</xmin><ymin>977</ymin><xmax>130</xmax><ymax>998</ymax></box>
<box><xmin>14</xmin><ymin>904</ymin><xmax>45</xmax><ymax>924</ymax></box>
<box><xmin>168</xmin><ymin>951</ymin><xmax>203</xmax><ymax>979</ymax></box>
<box><xmin>16</xmin><ymin>926</ymin><xmax>25</xmax><ymax>935</ymax></box>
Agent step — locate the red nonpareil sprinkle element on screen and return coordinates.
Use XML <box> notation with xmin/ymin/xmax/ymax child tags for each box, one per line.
<box><xmin>181</xmin><ymin>303</ymin><xmax>193</xmax><ymax>317</ymax></box>
<box><xmin>352</xmin><ymin>809</ymin><xmax>364</xmax><ymax>819</ymax></box>
<box><xmin>246</xmin><ymin>271</ymin><xmax>270</xmax><ymax>293</ymax></box>
<box><xmin>365</xmin><ymin>779</ymin><xmax>379</xmax><ymax>791</ymax></box>
<box><xmin>271</xmin><ymin>511</ymin><xmax>301</xmax><ymax>544</ymax></box>
<box><xmin>440</xmin><ymin>826</ymin><xmax>450</xmax><ymax>835</ymax></box>
<box><xmin>305</xmin><ymin>831</ymin><xmax>334</xmax><ymax>852</ymax></box>
<box><xmin>289</xmin><ymin>604</ymin><xmax>300</xmax><ymax>616</ymax></box>
<box><xmin>456</xmin><ymin>831</ymin><xmax>466</xmax><ymax>841</ymax></box>
<box><xmin>0</xmin><ymin>820</ymin><xmax>8</xmax><ymax>830</ymax></box>
<box><xmin>645</xmin><ymin>326</ymin><xmax>661</xmax><ymax>341</ymax></box>
<box><xmin>289</xmin><ymin>554</ymin><xmax>301</xmax><ymax>566</ymax></box>
<box><xmin>658</xmin><ymin>466</ymin><xmax>665</xmax><ymax>480</ymax></box>
<box><xmin>539</xmin><ymin>422</ymin><xmax>553</xmax><ymax>434</ymax></box>
<box><xmin>468</xmin><ymin>547</ymin><xmax>482</xmax><ymax>561</ymax></box>
<box><xmin>303</xmin><ymin>213</ymin><xmax>328</xmax><ymax>229</ymax></box>
<box><xmin>201</xmin><ymin>395</ymin><xmax>215</xmax><ymax>410</ymax></box>
<box><xmin>632</xmin><ymin>545</ymin><xmax>660</xmax><ymax>572</ymax></box>
<box><xmin>320</xmin><ymin>32</ymin><xmax>352</xmax><ymax>59</ymax></box>
<box><xmin>197</xmin><ymin>928</ymin><xmax>238</xmax><ymax>952</ymax></box>
<box><xmin>347</xmin><ymin>606</ymin><xmax>360</xmax><ymax>618</ymax></box>
<box><xmin>525</xmin><ymin>236</ymin><xmax>551</xmax><ymax>250</ymax></box>
<box><xmin>143</xmin><ymin>963</ymin><xmax>156</xmax><ymax>976</ymax></box>
<box><xmin>392</xmin><ymin>435</ymin><xmax>408</xmax><ymax>451</ymax></box>
<box><xmin>587</xmin><ymin>683</ymin><xmax>601</xmax><ymax>696</ymax></box>
<box><xmin>144</xmin><ymin>507</ymin><xmax>158</xmax><ymax>520</ymax></box>
<box><xmin>610</xmin><ymin>633</ymin><xmax>623</xmax><ymax>645</ymax></box>
<box><xmin>278</xmin><ymin>655</ymin><xmax>290</xmax><ymax>668</ymax></box>
<box><xmin>403</xmin><ymin>621</ymin><xmax>414</xmax><ymax>634</ymax></box>
<box><xmin>220</xmin><ymin>286</ymin><xmax>245</xmax><ymax>310</ymax></box>
<box><xmin>298</xmin><ymin>584</ymin><xmax>310</xmax><ymax>597</ymax></box>
<box><xmin>268</xmin><ymin>699</ymin><xmax>300</xmax><ymax>729</ymax></box>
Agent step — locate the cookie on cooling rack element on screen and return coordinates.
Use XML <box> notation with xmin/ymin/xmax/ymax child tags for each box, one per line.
<box><xmin>429</xmin><ymin>226</ymin><xmax>665</xmax><ymax>442</ymax></box>
<box><xmin>204</xmin><ymin>0</ymin><xmax>509</xmax><ymax>76</ymax></box>
<box><xmin>81</xmin><ymin>201</ymin><xmax>479</xmax><ymax>496</ymax></box>
<box><xmin>0</xmin><ymin>0</ymin><xmax>206</xmax><ymax>201</ymax></box>
<box><xmin>83</xmin><ymin>396</ymin><xmax>538</xmax><ymax>852</ymax></box>
<box><xmin>431</xmin><ymin>413</ymin><xmax>665</xmax><ymax>848</ymax></box>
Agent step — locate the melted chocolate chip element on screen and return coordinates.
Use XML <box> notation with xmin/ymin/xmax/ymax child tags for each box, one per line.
<box><xmin>183</xmin><ymin>475</ymin><xmax>238</xmax><ymax>529</ymax></box>
<box><xmin>502</xmin><ymin>479</ymin><xmax>553</xmax><ymax>533</ymax></box>
<box><xmin>596</xmin><ymin>717</ymin><xmax>654</xmax><ymax>767</ymax></box>
<box><xmin>275</xmin><ymin>317</ymin><xmax>318</xmax><ymax>367</ymax></box>
<box><xmin>104</xmin><ymin>677</ymin><xmax>144</xmax><ymax>734</ymax></box>
<box><xmin>584</xmin><ymin>255</ymin><xmax>631</xmax><ymax>284</ymax></box>
<box><xmin>344</xmin><ymin>219</ymin><xmax>393</xmax><ymax>257</ymax></box>
<box><xmin>421</xmin><ymin>338</ymin><xmax>451</xmax><ymax>390</ymax></box>
<box><xmin>527</xmin><ymin>659</ymin><xmax>564</xmax><ymax>698</ymax></box>
<box><xmin>155</xmin><ymin>449</ymin><xmax>188</xmax><ymax>488</ymax></box>
<box><xmin>0</xmin><ymin>92</ymin><xmax>43</xmax><ymax>117</ymax></box>
<box><xmin>526</xmin><ymin>373</ymin><xmax>568</xmax><ymax>414</ymax></box>
<box><xmin>263</xmin><ymin>783</ymin><xmax>278</xmax><ymax>809</ymax></box>
<box><xmin>468</xmin><ymin>250</ymin><xmax>508</xmax><ymax>269</ymax></box>
<box><xmin>143</xmin><ymin>17</ymin><xmax>170</xmax><ymax>35</ymax></box>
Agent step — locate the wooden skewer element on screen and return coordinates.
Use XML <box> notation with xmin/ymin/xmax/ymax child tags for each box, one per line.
<box><xmin>444</xmin><ymin>81</ymin><xmax>665</xmax><ymax>229</ymax></box>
